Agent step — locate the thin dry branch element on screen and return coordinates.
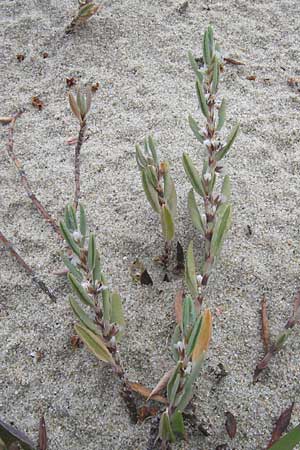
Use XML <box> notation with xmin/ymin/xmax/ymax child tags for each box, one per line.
<box><xmin>261</xmin><ymin>295</ymin><xmax>270</xmax><ymax>352</ymax></box>
<box><xmin>0</xmin><ymin>231</ymin><xmax>56</xmax><ymax>302</ymax></box>
<box><xmin>5</xmin><ymin>109</ymin><xmax>62</xmax><ymax>239</ymax></box>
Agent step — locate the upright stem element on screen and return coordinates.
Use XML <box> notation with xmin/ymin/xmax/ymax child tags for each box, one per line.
<box><xmin>73</xmin><ymin>122</ymin><xmax>86</xmax><ymax>211</ymax></box>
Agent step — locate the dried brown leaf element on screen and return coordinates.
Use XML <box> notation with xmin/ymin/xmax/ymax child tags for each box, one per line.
<box><xmin>16</xmin><ymin>53</ymin><xmax>25</xmax><ymax>62</ymax></box>
<box><xmin>91</xmin><ymin>82</ymin><xmax>100</xmax><ymax>92</ymax></box>
<box><xmin>224</xmin><ymin>57</ymin><xmax>245</xmax><ymax>66</ymax></box>
<box><xmin>225</xmin><ymin>411</ymin><xmax>237</xmax><ymax>439</ymax></box>
<box><xmin>137</xmin><ymin>406</ymin><xmax>159</xmax><ymax>422</ymax></box>
<box><xmin>38</xmin><ymin>415</ymin><xmax>47</xmax><ymax>450</ymax></box>
<box><xmin>174</xmin><ymin>289</ymin><xmax>184</xmax><ymax>325</ymax></box>
<box><xmin>66</xmin><ymin>77</ymin><xmax>77</xmax><ymax>87</ymax></box>
<box><xmin>246</xmin><ymin>75</ymin><xmax>256</xmax><ymax>81</ymax></box>
<box><xmin>147</xmin><ymin>368</ymin><xmax>174</xmax><ymax>401</ymax></box>
<box><xmin>31</xmin><ymin>96</ymin><xmax>44</xmax><ymax>110</ymax></box>
<box><xmin>129</xmin><ymin>382</ymin><xmax>168</xmax><ymax>405</ymax></box>
<box><xmin>0</xmin><ymin>117</ymin><xmax>13</xmax><ymax>124</ymax></box>
<box><xmin>261</xmin><ymin>295</ymin><xmax>270</xmax><ymax>352</ymax></box>
<box><xmin>266</xmin><ymin>403</ymin><xmax>294</xmax><ymax>449</ymax></box>
<box><xmin>70</xmin><ymin>335</ymin><xmax>82</xmax><ymax>348</ymax></box>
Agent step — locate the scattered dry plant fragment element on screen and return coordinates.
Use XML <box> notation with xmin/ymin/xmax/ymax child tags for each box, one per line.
<box><xmin>60</xmin><ymin>204</ymin><xmax>137</xmax><ymax>422</ymax></box>
<box><xmin>135</xmin><ymin>136</ymin><xmax>177</xmax><ymax>267</ymax></box>
<box><xmin>65</xmin><ymin>1</ymin><xmax>101</xmax><ymax>34</ymax></box>
<box><xmin>183</xmin><ymin>26</ymin><xmax>239</xmax><ymax>305</ymax></box>
<box><xmin>148</xmin><ymin>294</ymin><xmax>212</xmax><ymax>449</ymax></box>
<box><xmin>254</xmin><ymin>292</ymin><xmax>300</xmax><ymax>382</ymax></box>
<box><xmin>68</xmin><ymin>87</ymin><xmax>92</xmax><ymax>211</ymax></box>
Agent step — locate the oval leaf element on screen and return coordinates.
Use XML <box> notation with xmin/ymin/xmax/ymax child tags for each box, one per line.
<box><xmin>188</xmin><ymin>189</ymin><xmax>205</xmax><ymax>233</ymax></box>
<box><xmin>216</xmin><ymin>123</ymin><xmax>240</xmax><ymax>161</ymax></box>
<box><xmin>75</xmin><ymin>323</ymin><xmax>114</xmax><ymax>364</ymax></box>
<box><xmin>160</xmin><ymin>204</ymin><xmax>175</xmax><ymax>241</ymax></box>
<box><xmin>192</xmin><ymin>309</ymin><xmax>212</xmax><ymax>363</ymax></box>
<box><xmin>141</xmin><ymin>170</ymin><xmax>160</xmax><ymax>213</ymax></box>
<box><xmin>68</xmin><ymin>273</ymin><xmax>94</xmax><ymax>307</ymax></box>
<box><xmin>182</xmin><ymin>153</ymin><xmax>205</xmax><ymax>197</ymax></box>
<box><xmin>188</xmin><ymin>115</ymin><xmax>204</xmax><ymax>143</ymax></box>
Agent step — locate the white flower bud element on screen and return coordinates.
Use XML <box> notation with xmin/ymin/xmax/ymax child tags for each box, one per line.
<box><xmin>72</xmin><ymin>230</ymin><xmax>82</xmax><ymax>241</ymax></box>
<box><xmin>174</xmin><ymin>341</ymin><xmax>185</xmax><ymax>352</ymax></box>
<box><xmin>81</xmin><ymin>280</ymin><xmax>90</xmax><ymax>290</ymax></box>
<box><xmin>203</xmin><ymin>172</ymin><xmax>212</xmax><ymax>182</ymax></box>
<box><xmin>196</xmin><ymin>274</ymin><xmax>203</xmax><ymax>286</ymax></box>
<box><xmin>203</xmin><ymin>139</ymin><xmax>211</xmax><ymax>147</ymax></box>
<box><xmin>184</xmin><ymin>361</ymin><xmax>193</xmax><ymax>375</ymax></box>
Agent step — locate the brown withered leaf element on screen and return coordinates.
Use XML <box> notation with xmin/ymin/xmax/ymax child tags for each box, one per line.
<box><xmin>175</xmin><ymin>289</ymin><xmax>184</xmax><ymax>325</ymax></box>
<box><xmin>286</xmin><ymin>291</ymin><xmax>300</xmax><ymax>328</ymax></box>
<box><xmin>137</xmin><ymin>406</ymin><xmax>159</xmax><ymax>422</ymax></box>
<box><xmin>31</xmin><ymin>96</ymin><xmax>44</xmax><ymax>110</ymax></box>
<box><xmin>42</xmin><ymin>52</ymin><xmax>48</xmax><ymax>59</ymax></box>
<box><xmin>129</xmin><ymin>382</ymin><xmax>168</xmax><ymax>405</ymax></box>
<box><xmin>266</xmin><ymin>403</ymin><xmax>294</xmax><ymax>449</ymax></box>
<box><xmin>141</xmin><ymin>269</ymin><xmax>153</xmax><ymax>286</ymax></box>
<box><xmin>16</xmin><ymin>53</ymin><xmax>25</xmax><ymax>62</ymax></box>
<box><xmin>147</xmin><ymin>368</ymin><xmax>174</xmax><ymax>401</ymax></box>
<box><xmin>0</xmin><ymin>116</ymin><xmax>13</xmax><ymax>124</ymax></box>
<box><xmin>91</xmin><ymin>82</ymin><xmax>100</xmax><ymax>92</ymax></box>
<box><xmin>246</xmin><ymin>75</ymin><xmax>256</xmax><ymax>81</ymax></box>
<box><xmin>225</xmin><ymin>411</ymin><xmax>237</xmax><ymax>439</ymax></box>
<box><xmin>261</xmin><ymin>295</ymin><xmax>270</xmax><ymax>352</ymax></box>
<box><xmin>224</xmin><ymin>57</ymin><xmax>245</xmax><ymax>66</ymax></box>
<box><xmin>66</xmin><ymin>77</ymin><xmax>76</xmax><ymax>87</ymax></box>
<box><xmin>38</xmin><ymin>415</ymin><xmax>47</xmax><ymax>450</ymax></box>
<box><xmin>70</xmin><ymin>335</ymin><xmax>82</xmax><ymax>348</ymax></box>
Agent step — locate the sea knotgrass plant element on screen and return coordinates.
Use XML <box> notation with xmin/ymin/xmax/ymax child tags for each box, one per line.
<box><xmin>135</xmin><ymin>137</ymin><xmax>177</xmax><ymax>267</ymax></box>
<box><xmin>65</xmin><ymin>1</ymin><xmax>101</xmax><ymax>34</ymax></box>
<box><xmin>60</xmin><ymin>204</ymin><xmax>138</xmax><ymax>422</ymax></box>
<box><xmin>183</xmin><ymin>26</ymin><xmax>239</xmax><ymax>306</ymax></box>
<box><xmin>147</xmin><ymin>294</ymin><xmax>212</xmax><ymax>449</ymax></box>
<box><xmin>68</xmin><ymin>87</ymin><xmax>92</xmax><ymax>211</ymax></box>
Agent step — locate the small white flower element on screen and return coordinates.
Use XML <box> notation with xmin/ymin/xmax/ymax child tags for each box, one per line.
<box><xmin>96</xmin><ymin>283</ymin><xmax>108</xmax><ymax>293</ymax></box>
<box><xmin>184</xmin><ymin>362</ymin><xmax>193</xmax><ymax>375</ymax></box>
<box><xmin>196</xmin><ymin>274</ymin><xmax>203</xmax><ymax>286</ymax></box>
<box><xmin>203</xmin><ymin>139</ymin><xmax>211</xmax><ymax>147</ymax></box>
<box><xmin>198</xmin><ymin>286</ymin><xmax>202</xmax><ymax>294</ymax></box>
<box><xmin>219</xmin><ymin>194</ymin><xmax>227</xmax><ymax>204</ymax></box>
<box><xmin>203</xmin><ymin>172</ymin><xmax>212</xmax><ymax>182</ymax></box>
<box><xmin>81</xmin><ymin>280</ymin><xmax>90</xmax><ymax>290</ymax></box>
<box><xmin>110</xmin><ymin>336</ymin><xmax>116</xmax><ymax>346</ymax></box>
<box><xmin>72</xmin><ymin>230</ymin><xmax>82</xmax><ymax>241</ymax></box>
<box><xmin>174</xmin><ymin>341</ymin><xmax>185</xmax><ymax>352</ymax></box>
<box><xmin>70</xmin><ymin>255</ymin><xmax>80</xmax><ymax>266</ymax></box>
<box><xmin>201</xmin><ymin>214</ymin><xmax>206</xmax><ymax>224</ymax></box>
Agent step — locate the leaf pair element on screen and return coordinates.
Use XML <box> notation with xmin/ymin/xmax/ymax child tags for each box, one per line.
<box><xmin>69</xmin><ymin>87</ymin><xmax>92</xmax><ymax>125</ymax></box>
<box><xmin>136</xmin><ymin>136</ymin><xmax>177</xmax><ymax>241</ymax></box>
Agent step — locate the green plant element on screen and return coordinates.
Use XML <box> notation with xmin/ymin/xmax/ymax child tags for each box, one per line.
<box><xmin>183</xmin><ymin>26</ymin><xmax>239</xmax><ymax>305</ymax></box>
<box><xmin>148</xmin><ymin>294</ymin><xmax>212</xmax><ymax>449</ymax></box>
<box><xmin>65</xmin><ymin>1</ymin><xmax>101</xmax><ymax>34</ymax></box>
<box><xmin>60</xmin><ymin>204</ymin><xmax>137</xmax><ymax>422</ymax></box>
<box><xmin>136</xmin><ymin>136</ymin><xmax>177</xmax><ymax>266</ymax></box>
<box><xmin>269</xmin><ymin>424</ymin><xmax>300</xmax><ymax>450</ymax></box>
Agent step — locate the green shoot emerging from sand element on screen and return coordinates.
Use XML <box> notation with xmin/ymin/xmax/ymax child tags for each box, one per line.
<box><xmin>65</xmin><ymin>1</ymin><xmax>101</xmax><ymax>34</ymax></box>
<box><xmin>136</xmin><ymin>136</ymin><xmax>177</xmax><ymax>267</ymax></box>
<box><xmin>68</xmin><ymin>87</ymin><xmax>92</xmax><ymax>211</ymax></box>
<box><xmin>147</xmin><ymin>293</ymin><xmax>212</xmax><ymax>449</ymax></box>
<box><xmin>60</xmin><ymin>204</ymin><xmax>137</xmax><ymax>422</ymax></box>
<box><xmin>183</xmin><ymin>26</ymin><xmax>239</xmax><ymax>306</ymax></box>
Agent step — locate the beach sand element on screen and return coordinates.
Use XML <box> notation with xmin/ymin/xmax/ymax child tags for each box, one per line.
<box><xmin>1</xmin><ymin>0</ymin><xmax>300</xmax><ymax>448</ymax></box>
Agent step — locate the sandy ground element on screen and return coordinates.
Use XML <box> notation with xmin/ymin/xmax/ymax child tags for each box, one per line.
<box><xmin>1</xmin><ymin>0</ymin><xmax>300</xmax><ymax>449</ymax></box>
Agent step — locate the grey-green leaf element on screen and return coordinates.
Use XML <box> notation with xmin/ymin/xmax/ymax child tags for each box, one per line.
<box><xmin>216</xmin><ymin>123</ymin><xmax>240</xmax><ymax>161</ymax></box>
<box><xmin>79</xmin><ymin>204</ymin><xmax>87</xmax><ymax>243</ymax></box>
<box><xmin>110</xmin><ymin>291</ymin><xmax>125</xmax><ymax>342</ymax></box>
<box><xmin>60</xmin><ymin>221</ymin><xmax>81</xmax><ymax>257</ymax></box>
<box><xmin>61</xmin><ymin>254</ymin><xmax>83</xmax><ymax>281</ymax></box>
<box><xmin>188</xmin><ymin>115</ymin><xmax>205</xmax><ymax>143</ymax></box>
<box><xmin>188</xmin><ymin>189</ymin><xmax>204</xmax><ymax>233</ymax></box>
<box><xmin>182</xmin><ymin>153</ymin><xmax>205</xmax><ymax>198</ymax></box>
<box><xmin>164</xmin><ymin>173</ymin><xmax>177</xmax><ymax>217</ymax></box>
<box><xmin>211</xmin><ymin>204</ymin><xmax>232</xmax><ymax>257</ymax></box>
<box><xmin>68</xmin><ymin>273</ymin><xmax>94</xmax><ymax>307</ymax></box>
<box><xmin>135</xmin><ymin>144</ymin><xmax>147</xmax><ymax>170</ymax></box>
<box><xmin>88</xmin><ymin>233</ymin><xmax>96</xmax><ymax>272</ymax></box>
<box><xmin>186</xmin><ymin>314</ymin><xmax>203</xmax><ymax>357</ymax></box>
<box><xmin>69</xmin><ymin>295</ymin><xmax>100</xmax><ymax>335</ymax></box>
<box><xmin>160</xmin><ymin>204</ymin><xmax>175</xmax><ymax>241</ymax></box>
<box><xmin>148</xmin><ymin>136</ymin><xmax>158</xmax><ymax>165</ymax></box>
<box><xmin>141</xmin><ymin>170</ymin><xmax>160</xmax><ymax>213</ymax></box>
<box><xmin>196</xmin><ymin>81</ymin><xmax>209</xmax><ymax>119</ymax></box>
<box><xmin>170</xmin><ymin>410</ymin><xmax>185</xmax><ymax>438</ymax></box>
<box><xmin>221</xmin><ymin>175</ymin><xmax>231</xmax><ymax>201</ymax></box>
<box><xmin>217</xmin><ymin>98</ymin><xmax>226</xmax><ymax>131</ymax></box>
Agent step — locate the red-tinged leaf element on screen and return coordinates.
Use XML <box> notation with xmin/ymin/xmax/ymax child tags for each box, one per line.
<box><xmin>0</xmin><ymin>418</ymin><xmax>35</xmax><ymax>450</ymax></box>
<box><xmin>192</xmin><ymin>309</ymin><xmax>212</xmax><ymax>363</ymax></box>
<box><xmin>38</xmin><ymin>415</ymin><xmax>47</xmax><ymax>450</ymax></box>
<box><xmin>70</xmin><ymin>334</ymin><xmax>82</xmax><ymax>349</ymax></box>
<box><xmin>253</xmin><ymin>346</ymin><xmax>276</xmax><ymax>382</ymax></box>
<box><xmin>261</xmin><ymin>295</ymin><xmax>270</xmax><ymax>352</ymax></box>
<box><xmin>225</xmin><ymin>411</ymin><xmax>237</xmax><ymax>439</ymax></box>
<box><xmin>129</xmin><ymin>382</ymin><xmax>168</xmax><ymax>405</ymax></box>
<box><xmin>286</xmin><ymin>291</ymin><xmax>300</xmax><ymax>328</ymax></box>
<box><xmin>0</xmin><ymin>116</ymin><xmax>13</xmax><ymax>124</ymax></box>
<box><xmin>224</xmin><ymin>57</ymin><xmax>245</xmax><ymax>65</ymax></box>
<box><xmin>137</xmin><ymin>406</ymin><xmax>159</xmax><ymax>422</ymax></box>
<box><xmin>66</xmin><ymin>77</ymin><xmax>76</xmax><ymax>87</ymax></box>
<box><xmin>174</xmin><ymin>289</ymin><xmax>184</xmax><ymax>325</ymax></box>
<box><xmin>266</xmin><ymin>403</ymin><xmax>295</xmax><ymax>449</ymax></box>
<box><xmin>147</xmin><ymin>368</ymin><xmax>174</xmax><ymax>401</ymax></box>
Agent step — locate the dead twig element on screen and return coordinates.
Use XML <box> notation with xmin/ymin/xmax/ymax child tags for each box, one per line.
<box><xmin>5</xmin><ymin>109</ymin><xmax>62</xmax><ymax>239</ymax></box>
<box><xmin>0</xmin><ymin>231</ymin><xmax>56</xmax><ymax>302</ymax></box>
<box><xmin>261</xmin><ymin>295</ymin><xmax>270</xmax><ymax>352</ymax></box>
